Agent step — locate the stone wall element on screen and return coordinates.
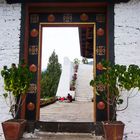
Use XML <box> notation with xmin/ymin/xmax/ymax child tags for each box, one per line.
<box><xmin>0</xmin><ymin>2</ymin><xmax>21</xmax><ymax>93</ymax></box>
<box><xmin>114</xmin><ymin>0</ymin><xmax>140</xmax><ymax>65</ymax></box>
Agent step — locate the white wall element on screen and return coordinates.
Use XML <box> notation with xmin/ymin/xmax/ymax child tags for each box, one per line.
<box><xmin>115</xmin><ymin>0</ymin><xmax>140</xmax><ymax>66</ymax></box>
<box><xmin>0</xmin><ymin>2</ymin><xmax>21</xmax><ymax>93</ymax></box>
<box><xmin>0</xmin><ymin>0</ymin><xmax>6</xmax><ymax>3</ymax></box>
<box><xmin>0</xmin><ymin>3</ymin><xmax>21</xmax><ymax>135</ymax></box>
<box><xmin>115</xmin><ymin>1</ymin><xmax>140</xmax><ymax>139</ymax></box>
<box><xmin>0</xmin><ymin>0</ymin><xmax>140</xmax><ymax>138</ymax></box>
<box><xmin>56</xmin><ymin>57</ymin><xmax>73</xmax><ymax>98</ymax></box>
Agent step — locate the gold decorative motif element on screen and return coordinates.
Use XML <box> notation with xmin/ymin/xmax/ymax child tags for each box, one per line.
<box><xmin>29</xmin><ymin>45</ymin><xmax>38</xmax><ymax>55</ymax></box>
<box><xmin>48</xmin><ymin>14</ymin><xmax>55</xmax><ymax>22</ymax></box>
<box><xmin>30</xmin><ymin>29</ymin><xmax>39</xmax><ymax>37</ymax></box>
<box><xmin>96</xmin><ymin>46</ymin><xmax>106</xmax><ymax>56</ymax></box>
<box><xmin>80</xmin><ymin>13</ymin><xmax>88</xmax><ymax>21</ymax></box>
<box><xmin>28</xmin><ymin>84</ymin><xmax>37</xmax><ymax>94</ymax></box>
<box><xmin>96</xmin><ymin>84</ymin><xmax>106</xmax><ymax>92</ymax></box>
<box><xmin>63</xmin><ymin>14</ymin><xmax>72</xmax><ymax>23</ymax></box>
<box><xmin>30</xmin><ymin>14</ymin><xmax>39</xmax><ymax>23</ymax></box>
<box><xmin>97</xmin><ymin>28</ymin><xmax>104</xmax><ymax>36</ymax></box>
<box><xmin>29</xmin><ymin>64</ymin><xmax>37</xmax><ymax>73</ymax></box>
<box><xmin>27</xmin><ymin>102</ymin><xmax>35</xmax><ymax>111</ymax></box>
<box><xmin>96</xmin><ymin>14</ymin><xmax>105</xmax><ymax>23</ymax></box>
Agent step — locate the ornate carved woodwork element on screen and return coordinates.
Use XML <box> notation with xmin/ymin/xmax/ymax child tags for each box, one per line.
<box><xmin>17</xmin><ymin>1</ymin><xmax>115</xmax><ymax>121</ymax></box>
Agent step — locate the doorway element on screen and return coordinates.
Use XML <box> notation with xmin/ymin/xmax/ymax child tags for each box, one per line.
<box><xmin>39</xmin><ymin>24</ymin><xmax>95</xmax><ymax>122</ymax></box>
<box><xmin>23</xmin><ymin>3</ymin><xmax>110</xmax><ymax>122</ymax></box>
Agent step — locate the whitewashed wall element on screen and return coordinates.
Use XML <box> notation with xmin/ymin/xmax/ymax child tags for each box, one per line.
<box><xmin>115</xmin><ymin>0</ymin><xmax>140</xmax><ymax>66</ymax></box>
<box><xmin>0</xmin><ymin>2</ymin><xmax>21</xmax><ymax>93</ymax></box>
<box><xmin>56</xmin><ymin>57</ymin><xmax>73</xmax><ymax>98</ymax></box>
<box><xmin>115</xmin><ymin>1</ymin><xmax>140</xmax><ymax>139</ymax></box>
<box><xmin>0</xmin><ymin>3</ymin><xmax>21</xmax><ymax>138</ymax></box>
<box><xmin>0</xmin><ymin>0</ymin><xmax>140</xmax><ymax>139</ymax></box>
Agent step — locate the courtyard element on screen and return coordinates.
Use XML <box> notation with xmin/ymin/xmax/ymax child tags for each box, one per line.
<box><xmin>40</xmin><ymin>101</ymin><xmax>93</xmax><ymax>122</ymax></box>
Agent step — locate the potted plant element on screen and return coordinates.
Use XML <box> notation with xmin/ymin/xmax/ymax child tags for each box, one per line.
<box><xmin>73</xmin><ymin>58</ymin><xmax>80</xmax><ymax>72</ymax></box>
<box><xmin>70</xmin><ymin>79</ymin><xmax>76</xmax><ymax>91</ymax></box>
<box><xmin>82</xmin><ymin>57</ymin><xmax>88</xmax><ymax>64</ymax></box>
<box><xmin>1</xmin><ymin>60</ymin><xmax>33</xmax><ymax>140</ymax></box>
<box><xmin>90</xmin><ymin>60</ymin><xmax>140</xmax><ymax>140</ymax></box>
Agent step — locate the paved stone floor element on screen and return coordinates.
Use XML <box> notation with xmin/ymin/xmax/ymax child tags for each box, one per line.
<box><xmin>21</xmin><ymin>101</ymin><xmax>101</xmax><ymax>140</ymax></box>
<box><xmin>40</xmin><ymin>101</ymin><xmax>94</xmax><ymax>122</ymax></box>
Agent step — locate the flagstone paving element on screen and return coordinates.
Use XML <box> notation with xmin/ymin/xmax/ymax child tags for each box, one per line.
<box><xmin>21</xmin><ymin>101</ymin><xmax>102</xmax><ymax>140</ymax></box>
<box><xmin>40</xmin><ymin>101</ymin><xmax>94</xmax><ymax>122</ymax></box>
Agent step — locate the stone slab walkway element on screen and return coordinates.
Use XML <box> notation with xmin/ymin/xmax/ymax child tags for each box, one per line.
<box><xmin>40</xmin><ymin>101</ymin><xmax>94</xmax><ymax>122</ymax></box>
<box><xmin>21</xmin><ymin>101</ymin><xmax>99</xmax><ymax>140</ymax></box>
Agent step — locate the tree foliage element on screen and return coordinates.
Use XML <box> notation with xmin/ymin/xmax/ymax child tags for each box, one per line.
<box><xmin>1</xmin><ymin>60</ymin><xmax>33</xmax><ymax>118</ymax></box>
<box><xmin>90</xmin><ymin>60</ymin><xmax>140</xmax><ymax>121</ymax></box>
<box><xmin>41</xmin><ymin>51</ymin><xmax>62</xmax><ymax>98</ymax></box>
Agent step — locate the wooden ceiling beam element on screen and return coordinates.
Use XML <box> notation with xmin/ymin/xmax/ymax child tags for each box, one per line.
<box><xmin>6</xmin><ymin>0</ymin><xmax>130</xmax><ymax>4</ymax></box>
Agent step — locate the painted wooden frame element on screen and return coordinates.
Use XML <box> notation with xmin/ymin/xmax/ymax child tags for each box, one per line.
<box><xmin>21</xmin><ymin>2</ymin><xmax>112</xmax><ymax>121</ymax></box>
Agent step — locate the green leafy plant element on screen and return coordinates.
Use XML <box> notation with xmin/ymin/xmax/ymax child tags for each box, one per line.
<box><xmin>90</xmin><ymin>60</ymin><xmax>140</xmax><ymax>120</ymax></box>
<box><xmin>70</xmin><ymin>79</ymin><xmax>76</xmax><ymax>91</ymax></box>
<box><xmin>73</xmin><ymin>58</ymin><xmax>80</xmax><ymax>65</ymax></box>
<box><xmin>82</xmin><ymin>57</ymin><xmax>88</xmax><ymax>64</ymax></box>
<box><xmin>1</xmin><ymin>60</ymin><xmax>33</xmax><ymax>118</ymax></box>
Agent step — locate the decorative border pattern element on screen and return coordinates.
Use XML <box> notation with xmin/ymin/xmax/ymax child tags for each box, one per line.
<box><xmin>27</xmin><ymin>102</ymin><xmax>35</xmax><ymax>111</ymax></box>
<box><xmin>30</xmin><ymin>29</ymin><xmax>39</xmax><ymax>37</ymax></box>
<box><xmin>48</xmin><ymin>14</ymin><xmax>55</xmax><ymax>22</ymax></box>
<box><xmin>28</xmin><ymin>84</ymin><xmax>37</xmax><ymax>94</ymax></box>
<box><xmin>96</xmin><ymin>14</ymin><xmax>105</xmax><ymax>23</ymax></box>
<box><xmin>29</xmin><ymin>45</ymin><xmax>38</xmax><ymax>55</ymax></box>
<box><xmin>96</xmin><ymin>46</ymin><xmax>106</xmax><ymax>56</ymax></box>
<box><xmin>80</xmin><ymin>13</ymin><xmax>89</xmax><ymax>21</ymax></box>
<box><xmin>30</xmin><ymin>14</ymin><xmax>39</xmax><ymax>23</ymax></box>
<box><xmin>63</xmin><ymin>14</ymin><xmax>72</xmax><ymax>22</ymax></box>
<box><xmin>27</xmin><ymin>11</ymin><xmax>107</xmax><ymax>121</ymax></box>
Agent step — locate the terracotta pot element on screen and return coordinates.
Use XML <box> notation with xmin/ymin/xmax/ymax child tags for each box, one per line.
<box><xmin>2</xmin><ymin>119</ymin><xmax>27</xmax><ymax>140</ymax></box>
<box><xmin>103</xmin><ymin>121</ymin><xmax>125</xmax><ymax>140</ymax></box>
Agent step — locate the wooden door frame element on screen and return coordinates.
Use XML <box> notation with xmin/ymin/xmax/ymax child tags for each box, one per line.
<box><xmin>38</xmin><ymin>22</ymin><xmax>96</xmax><ymax>121</ymax></box>
<box><xmin>22</xmin><ymin>2</ymin><xmax>113</xmax><ymax>121</ymax></box>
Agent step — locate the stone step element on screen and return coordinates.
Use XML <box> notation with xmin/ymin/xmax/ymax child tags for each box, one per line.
<box><xmin>75</xmin><ymin>64</ymin><xmax>93</xmax><ymax>102</ymax></box>
<box><xmin>75</xmin><ymin>93</ymin><xmax>93</xmax><ymax>97</ymax></box>
<box><xmin>35</xmin><ymin>121</ymin><xmax>103</xmax><ymax>133</ymax></box>
<box><xmin>75</xmin><ymin>95</ymin><xmax>92</xmax><ymax>99</ymax></box>
<box><xmin>75</xmin><ymin>94</ymin><xmax>93</xmax><ymax>97</ymax></box>
<box><xmin>22</xmin><ymin>121</ymin><xmax>104</xmax><ymax>140</ymax></box>
<box><xmin>75</xmin><ymin>97</ymin><xmax>92</xmax><ymax>102</ymax></box>
<box><xmin>22</xmin><ymin>132</ymin><xmax>104</xmax><ymax>140</ymax></box>
<box><xmin>75</xmin><ymin>94</ymin><xmax>92</xmax><ymax>99</ymax></box>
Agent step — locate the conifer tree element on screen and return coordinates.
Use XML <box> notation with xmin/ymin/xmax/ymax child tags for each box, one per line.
<box><xmin>41</xmin><ymin>51</ymin><xmax>61</xmax><ymax>98</ymax></box>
